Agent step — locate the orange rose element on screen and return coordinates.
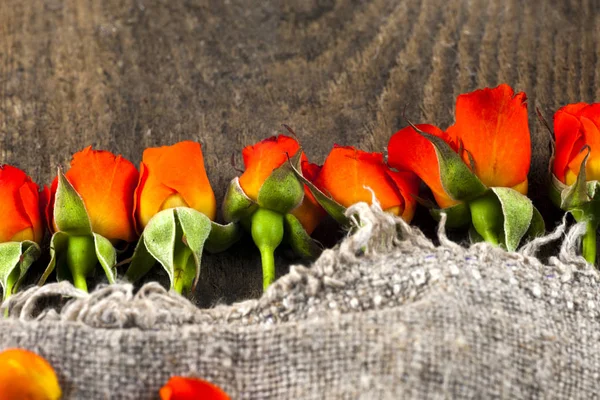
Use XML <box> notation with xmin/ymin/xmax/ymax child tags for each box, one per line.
<box><xmin>239</xmin><ymin>135</ymin><xmax>306</xmax><ymax>201</ymax></box>
<box><xmin>552</xmin><ymin>103</ymin><xmax>600</xmax><ymax>185</ymax></box>
<box><xmin>389</xmin><ymin>84</ymin><xmax>530</xmax><ymax>209</ymax></box>
<box><xmin>0</xmin><ymin>348</ymin><xmax>62</xmax><ymax>400</ymax></box>
<box><xmin>135</xmin><ymin>141</ymin><xmax>216</xmax><ymax>230</ymax></box>
<box><xmin>47</xmin><ymin>146</ymin><xmax>139</xmax><ymax>242</ymax></box>
<box><xmin>238</xmin><ymin>135</ymin><xmax>324</xmax><ymax>232</ymax></box>
<box><xmin>313</xmin><ymin>145</ymin><xmax>420</xmax><ymax>222</ymax></box>
<box><xmin>160</xmin><ymin>377</ymin><xmax>230</xmax><ymax>400</ymax></box>
<box><xmin>0</xmin><ymin>165</ymin><xmax>44</xmax><ymax>244</ymax></box>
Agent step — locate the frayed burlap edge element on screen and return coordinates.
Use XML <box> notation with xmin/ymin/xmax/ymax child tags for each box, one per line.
<box><xmin>2</xmin><ymin>201</ymin><xmax>595</xmax><ymax>330</ymax></box>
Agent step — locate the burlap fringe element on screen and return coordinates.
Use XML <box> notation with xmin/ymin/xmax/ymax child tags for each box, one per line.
<box><xmin>2</xmin><ymin>201</ymin><xmax>596</xmax><ymax>329</ymax></box>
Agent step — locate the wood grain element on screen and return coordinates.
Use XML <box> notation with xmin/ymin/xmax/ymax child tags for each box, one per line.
<box><xmin>1</xmin><ymin>0</ymin><xmax>598</xmax><ymax>304</ymax></box>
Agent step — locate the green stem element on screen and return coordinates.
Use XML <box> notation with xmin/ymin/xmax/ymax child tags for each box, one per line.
<box><xmin>259</xmin><ymin>247</ymin><xmax>276</xmax><ymax>291</ymax></box>
<box><xmin>72</xmin><ymin>273</ymin><xmax>88</xmax><ymax>292</ymax></box>
<box><xmin>66</xmin><ymin>235</ymin><xmax>97</xmax><ymax>292</ymax></box>
<box><xmin>582</xmin><ymin>220</ymin><xmax>597</xmax><ymax>264</ymax></box>
<box><xmin>172</xmin><ymin>246</ymin><xmax>193</xmax><ymax>294</ymax></box>
<box><xmin>251</xmin><ymin>208</ymin><xmax>284</xmax><ymax>291</ymax></box>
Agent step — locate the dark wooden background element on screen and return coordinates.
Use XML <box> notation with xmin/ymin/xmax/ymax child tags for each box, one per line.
<box><xmin>1</xmin><ymin>0</ymin><xmax>598</xmax><ymax>304</ymax></box>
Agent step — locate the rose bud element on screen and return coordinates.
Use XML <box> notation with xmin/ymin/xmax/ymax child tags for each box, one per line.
<box><xmin>388</xmin><ymin>84</ymin><xmax>543</xmax><ymax>251</ymax></box>
<box><xmin>0</xmin><ymin>165</ymin><xmax>44</xmax><ymax>299</ymax></box>
<box><xmin>550</xmin><ymin>103</ymin><xmax>600</xmax><ymax>263</ymax></box>
<box><xmin>42</xmin><ymin>147</ymin><xmax>139</xmax><ymax>291</ymax></box>
<box><xmin>127</xmin><ymin>141</ymin><xmax>237</xmax><ymax>295</ymax></box>
<box><xmin>0</xmin><ymin>165</ymin><xmax>44</xmax><ymax>244</ymax></box>
<box><xmin>313</xmin><ymin>145</ymin><xmax>419</xmax><ymax>223</ymax></box>
<box><xmin>160</xmin><ymin>377</ymin><xmax>230</xmax><ymax>400</ymax></box>
<box><xmin>0</xmin><ymin>348</ymin><xmax>62</xmax><ymax>400</ymax></box>
<box><xmin>134</xmin><ymin>141</ymin><xmax>217</xmax><ymax>230</ymax></box>
<box><xmin>223</xmin><ymin>135</ymin><xmax>324</xmax><ymax>290</ymax></box>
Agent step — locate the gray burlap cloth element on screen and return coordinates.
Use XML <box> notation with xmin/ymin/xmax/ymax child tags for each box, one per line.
<box><xmin>0</xmin><ymin>202</ymin><xmax>598</xmax><ymax>399</ymax></box>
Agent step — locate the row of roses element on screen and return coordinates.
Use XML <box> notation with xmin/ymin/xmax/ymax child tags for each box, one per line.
<box><xmin>0</xmin><ymin>348</ymin><xmax>229</xmax><ymax>399</ymax></box>
<box><xmin>0</xmin><ymin>83</ymin><xmax>598</xmax><ymax>300</ymax></box>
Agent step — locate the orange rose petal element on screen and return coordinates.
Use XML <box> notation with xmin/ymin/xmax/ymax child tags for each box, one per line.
<box><xmin>386</xmin><ymin>169</ymin><xmax>420</xmax><ymax>222</ymax></box>
<box><xmin>159</xmin><ymin>377</ymin><xmax>230</xmax><ymax>400</ymax></box>
<box><xmin>566</xmin><ymin>116</ymin><xmax>600</xmax><ymax>184</ymax></box>
<box><xmin>553</xmin><ymin>107</ymin><xmax>585</xmax><ymax>182</ymax></box>
<box><xmin>575</xmin><ymin>103</ymin><xmax>600</xmax><ymax>127</ymax></box>
<box><xmin>0</xmin><ymin>348</ymin><xmax>62</xmax><ymax>400</ymax></box>
<box><xmin>18</xmin><ymin>180</ymin><xmax>44</xmax><ymax>244</ymax></box>
<box><xmin>239</xmin><ymin>135</ymin><xmax>303</xmax><ymax>201</ymax></box>
<box><xmin>146</xmin><ymin>141</ymin><xmax>217</xmax><ymax>221</ymax></box>
<box><xmin>134</xmin><ymin>161</ymin><xmax>175</xmax><ymax>230</ymax></box>
<box><xmin>446</xmin><ymin>84</ymin><xmax>530</xmax><ymax>188</ymax></box>
<box><xmin>387</xmin><ymin>123</ymin><xmax>458</xmax><ymax>208</ymax></box>
<box><xmin>0</xmin><ymin>166</ymin><xmax>39</xmax><ymax>243</ymax></box>
<box><xmin>315</xmin><ymin>146</ymin><xmax>406</xmax><ymax>211</ymax></box>
<box><xmin>64</xmin><ymin>147</ymin><xmax>139</xmax><ymax>242</ymax></box>
<box><xmin>290</xmin><ymin>161</ymin><xmax>325</xmax><ymax>234</ymax></box>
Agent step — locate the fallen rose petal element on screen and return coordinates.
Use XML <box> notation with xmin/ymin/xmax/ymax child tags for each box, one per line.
<box><xmin>0</xmin><ymin>348</ymin><xmax>62</xmax><ymax>400</ymax></box>
<box><xmin>160</xmin><ymin>376</ymin><xmax>230</xmax><ymax>400</ymax></box>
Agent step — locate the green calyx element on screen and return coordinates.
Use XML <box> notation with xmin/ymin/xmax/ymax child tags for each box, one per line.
<box><xmin>126</xmin><ymin>207</ymin><xmax>212</xmax><ymax>295</ymax></box>
<box><xmin>222</xmin><ymin>177</ymin><xmax>258</xmax><ymax>223</ymax></box>
<box><xmin>551</xmin><ymin>149</ymin><xmax>600</xmax><ymax>264</ymax></box>
<box><xmin>39</xmin><ymin>169</ymin><xmax>117</xmax><ymax>291</ymax></box>
<box><xmin>410</xmin><ymin>124</ymin><xmax>487</xmax><ymax>202</ymax></box>
<box><xmin>250</xmin><ymin>208</ymin><xmax>285</xmax><ymax>290</ymax></box>
<box><xmin>0</xmin><ymin>241</ymin><xmax>41</xmax><ymax>301</ymax></box>
<box><xmin>257</xmin><ymin>149</ymin><xmax>305</xmax><ymax>214</ymax></box>
<box><xmin>467</xmin><ymin>188</ymin><xmax>544</xmax><ymax>252</ymax></box>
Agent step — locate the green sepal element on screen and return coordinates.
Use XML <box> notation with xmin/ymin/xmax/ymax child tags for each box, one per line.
<box><xmin>468</xmin><ymin>188</ymin><xmax>543</xmax><ymax>252</ymax></box>
<box><xmin>53</xmin><ymin>169</ymin><xmax>92</xmax><ymax>235</ymax></box>
<box><xmin>93</xmin><ymin>233</ymin><xmax>117</xmax><ymax>284</ymax></box>
<box><xmin>560</xmin><ymin>149</ymin><xmax>592</xmax><ymax>209</ymax></box>
<box><xmin>430</xmin><ymin>202</ymin><xmax>471</xmax><ymax>228</ymax></box>
<box><xmin>39</xmin><ymin>231</ymin><xmax>69</xmax><ymax>285</ymax></box>
<box><xmin>257</xmin><ymin>149</ymin><xmax>305</xmax><ymax>214</ymax></box>
<box><xmin>289</xmin><ymin>159</ymin><xmax>349</xmax><ymax>226</ymax></box>
<box><xmin>176</xmin><ymin>207</ymin><xmax>212</xmax><ymax>293</ymax></box>
<box><xmin>204</xmin><ymin>221</ymin><xmax>242</xmax><ymax>253</ymax></box>
<box><xmin>549</xmin><ymin>174</ymin><xmax>566</xmax><ymax>209</ymax></box>
<box><xmin>127</xmin><ymin>207</ymin><xmax>212</xmax><ymax>294</ymax></box>
<box><xmin>415</xmin><ymin>127</ymin><xmax>487</xmax><ymax>201</ymax></box>
<box><xmin>0</xmin><ymin>241</ymin><xmax>41</xmax><ymax>301</ymax></box>
<box><xmin>125</xmin><ymin>238</ymin><xmax>156</xmax><ymax>284</ymax></box>
<box><xmin>222</xmin><ymin>177</ymin><xmax>258</xmax><ymax>223</ymax></box>
<box><xmin>490</xmin><ymin>187</ymin><xmax>540</xmax><ymax>252</ymax></box>
<box><xmin>526</xmin><ymin>206</ymin><xmax>546</xmax><ymax>239</ymax></box>
<box><xmin>284</xmin><ymin>213</ymin><xmax>322</xmax><ymax>259</ymax></box>
<box><xmin>39</xmin><ymin>231</ymin><xmax>116</xmax><ymax>291</ymax></box>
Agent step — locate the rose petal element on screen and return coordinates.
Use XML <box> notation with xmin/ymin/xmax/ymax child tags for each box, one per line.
<box><xmin>135</xmin><ymin>141</ymin><xmax>216</xmax><ymax>229</ymax></box>
<box><xmin>55</xmin><ymin>147</ymin><xmax>139</xmax><ymax>242</ymax></box>
<box><xmin>0</xmin><ymin>348</ymin><xmax>61</xmax><ymax>400</ymax></box>
<box><xmin>0</xmin><ymin>165</ymin><xmax>40</xmax><ymax>243</ymax></box>
<box><xmin>290</xmin><ymin>160</ymin><xmax>325</xmax><ymax>234</ymax></box>
<box><xmin>314</xmin><ymin>146</ymin><xmax>413</xmax><ymax>214</ymax></box>
<box><xmin>446</xmin><ymin>84</ymin><xmax>530</xmax><ymax>189</ymax></box>
<box><xmin>387</xmin><ymin>124</ymin><xmax>458</xmax><ymax>208</ymax></box>
<box><xmin>159</xmin><ymin>377</ymin><xmax>230</xmax><ymax>400</ymax></box>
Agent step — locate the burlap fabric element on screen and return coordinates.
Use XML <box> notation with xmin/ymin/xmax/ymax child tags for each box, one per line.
<box><xmin>0</xmin><ymin>203</ymin><xmax>598</xmax><ymax>399</ymax></box>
